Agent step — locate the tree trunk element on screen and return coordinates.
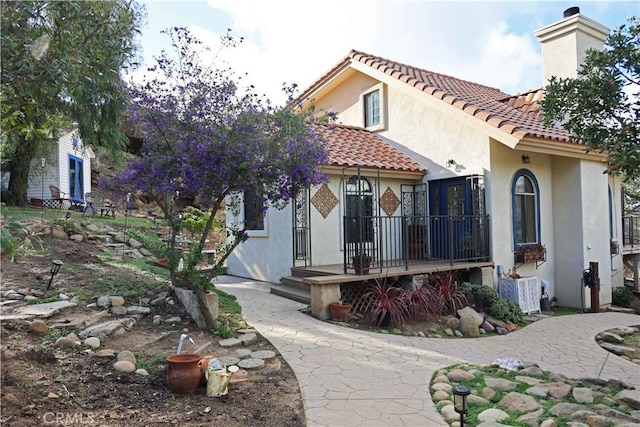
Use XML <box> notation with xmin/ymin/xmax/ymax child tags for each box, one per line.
<box><xmin>7</xmin><ymin>138</ymin><xmax>36</xmax><ymax>206</ymax></box>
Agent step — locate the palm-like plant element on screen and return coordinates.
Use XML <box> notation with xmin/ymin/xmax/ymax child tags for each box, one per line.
<box><xmin>360</xmin><ymin>279</ymin><xmax>410</xmax><ymax>328</ymax></box>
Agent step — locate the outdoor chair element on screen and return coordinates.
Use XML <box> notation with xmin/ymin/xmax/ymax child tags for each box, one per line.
<box><xmin>48</xmin><ymin>185</ymin><xmax>71</xmax><ymax>210</ymax></box>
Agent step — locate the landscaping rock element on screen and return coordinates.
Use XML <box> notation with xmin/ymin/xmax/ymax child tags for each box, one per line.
<box><xmin>540</xmin><ymin>419</ymin><xmax>557</xmax><ymax>427</ymax></box>
<box><xmin>519</xmin><ymin>366</ymin><xmax>544</xmax><ymax>378</ymax></box>
<box><xmin>478</xmin><ymin>408</ymin><xmax>509</xmax><ymax>423</ymax></box>
<box><xmin>110</xmin><ymin>306</ymin><xmax>127</xmax><ymax>316</ymax></box>
<box><xmin>459</xmin><ymin>314</ymin><xmax>480</xmax><ymax>337</ymax></box>
<box><xmin>240</xmin><ymin>333</ymin><xmax>258</xmax><ymax>346</ymax></box>
<box><xmin>615</xmin><ymin>389</ymin><xmax>640</xmax><ymax>409</ymax></box>
<box><xmin>485</xmin><ymin>377</ymin><xmax>518</xmax><ymax>391</ymax></box>
<box><xmin>84</xmin><ymin>337</ymin><xmax>101</xmax><ymax>349</ymax></box>
<box><xmin>126</xmin><ymin>306</ymin><xmax>151</xmax><ymax>315</ymax></box>
<box><xmin>433</xmin><ymin>375</ymin><xmax>449</xmax><ymax>384</ymax></box>
<box><xmin>495</xmin><ymin>327</ymin><xmax>508</xmax><ymax>335</ymax></box>
<box><xmin>117</xmin><ymin>350</ymin><xmax>136</xmax><ymax>365</ymax></box>
<box><xmin>432</xmin><ymin>383</ymin><xmax>452</xmax><ymax>393</ymax></box>
<box><xmin>549</xmin><ymin>402</ymin><xmax>588</xmax><ymax>416</ymax></box>
<box><xmin>54</xmin><ymin>337</ymin><xmax>77</xmax><ymax>348</ymax></box>
<box><xmin>444</xmin><ymin>317</ymin><xmax>460</xmax><ymax>330</ymax></box>
<box><xmin>486</xmin><ymin>316</ymin><xmax>506</xmax><ymax>328</ymax></box>
<box><xmin>454</xmin><ymin>330</ymin><xmax>463</xmax><ymax>337</ymax></box>
<box><xmin>481</xmin><ymin>320</ymin><xmax>495</xmax><ymax>333</ymax></box>
<box><xmin>516</xmin><ymin>375</ymin><xmax>543</xmax><ymax>385</ymax></box>
<box><xmin>135</xmin><ymin>369</ymin><xmax>149</xmax><ymax>376</ymax></box>
<box><xmin>113</xmin><ymin>360</ymin><xmax>136</xmax><ymax>373</ymax></box>
<box><xmin>94</xmin><ymin>349</ymin><xmax>116</xmax><ymax>357</ymax></box>
<box><xmin>97</xmin><ymin>296</ymin><xmax>111</xmax><ymax>308</ymax></box>
<box><xmin>433</xmin><ymin>390</ymin><xmax>449</xmax><ymax>401</ymax></box>
<box><xmin>29</xmin><ymin>319</ymin><xmax>49</xmax><ymax>335</ymax></box>
<box><xmin>572</xmin><ymin>387</ymin><xmax>594</xmax><ymax>403</ymax></box>
<box><xmin>444</xmin><ymin>328</ymin><xmax>454</xmax><ymax>336</ymax></box>
<box><xmin>540</xmin><ymin>382</ymin><xmax>572</xmax><ymax>399</ymax></box>
<box><xmin>525</xmin><ymin>386</ymin><xmax>548</xmax><ymax>398</ymax></box>
<box><xmin>468</xmin><ymin>394</ymin><xmax>490</xmax><ymax>405</ymax></box>
<box><xmin>110</xmin><ymin>296</ymin><xmax>125</xmax><ymax>307</ymax></box>
<box><xmin>498</xmin><ymin>392</ymin><xmax>541</xmax><ymax>413</ymax></box>
<box><xmin>440</xmin><ymin>404</ymin><xmax>459</xmax><ymax>422</ymax></box>
<box><xmin>448</xmin><ymin>369</ymin><xmax>474</xmax><ymax>381</ymax></box>
<box><xmin>517</xmin><ymin>408</ymin><xmax>544</xmax><ymax>426</ymax></box>
<box><xmin>482</xmin><ymin>387</ymin><xmax>496</xmax><ymax>400</ymax></box>
<box><xmin>457</xmin><ymin>306</ymin><xmax>484</xmax><ymax>326</ymax></box>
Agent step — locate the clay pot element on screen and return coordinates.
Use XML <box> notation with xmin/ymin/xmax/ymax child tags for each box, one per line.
<box><xmin>166</xmin><ymin>354</ymin><xmax>202</xmax><ymax>394</ymax></box>
<box><xmin>329</xmin><ymin>302</ymin><xmax>351</xmax><ymax>322</ymax></box>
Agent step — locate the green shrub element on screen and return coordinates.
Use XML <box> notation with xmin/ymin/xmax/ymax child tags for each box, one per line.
<box><xmin>460</xmin><ymin>282</ymin><xmax>524</xmax><ymax>323</ymax></box>
<box><xmin>612</xmin><ymin>286</ymin><xmax>633</xmax><ymax>308</ymax></box>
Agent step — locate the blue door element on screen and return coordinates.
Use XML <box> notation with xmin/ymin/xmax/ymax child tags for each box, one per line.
<box><xmin>68</xmin><ymin>155</ymin><xmax>84</xmax><ymax>206</ymax></box>
<box><xmin>429</xmin><ymin>178</ymin><xmax>472</xmax><ymax>259</ymax></box>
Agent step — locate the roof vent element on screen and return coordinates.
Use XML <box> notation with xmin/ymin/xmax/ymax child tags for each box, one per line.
<box><xmin>563</xmin><ymin>7</ymin><xmax>580</xmax><ymax>18</ymax></box>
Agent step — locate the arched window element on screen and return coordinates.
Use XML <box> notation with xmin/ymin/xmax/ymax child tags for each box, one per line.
<box><xmin>345</xmin><ymin>176</ymin><xmax>374</xmax><ymax>243</ymax></box>
<box><xmin>511</xmin><ymin>169</ymin><xmax>540</xmax><ymax>248</ymax></box>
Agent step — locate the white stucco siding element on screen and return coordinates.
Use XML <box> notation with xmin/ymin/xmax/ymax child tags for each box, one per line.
<box><xmin>579</xmin><ymin>160</ymin><xmax>613</xmax><ymax>305</ymax></box>
<box><xmin>226</xmin><ymin>202</ymin><xmax>294</xmax><ymax>284</ymax></box>
<box><xmin>608</xmin><ymin>175</ymin><xmax>624</xmax><ymax>288</ymax></box>
<box><xmin>490</xmin><ymin>141</ymin><xmax>555</xmax><ymax>291</ymax></box>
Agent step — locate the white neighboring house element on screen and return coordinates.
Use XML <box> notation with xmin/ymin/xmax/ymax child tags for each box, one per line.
<box><xmin>26</xmin><ymin>129</ymin><xmax>94</xmax><ymax>209</ymax></box>
<box><xmin>226</xmin><ymin>8</ymin><xmax>626</xmax><ymax>310</ymax></box>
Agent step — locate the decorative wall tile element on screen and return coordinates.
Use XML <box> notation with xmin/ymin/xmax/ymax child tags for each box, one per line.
<box><xmin>380</xmin><ymin>187</ymin><xmax>400</xmax><ymax>216</ymax></box>
<box><xmin>311</xmin><ymin>184</ymin><xmax>339</xmax><ymax>219</ymax></box>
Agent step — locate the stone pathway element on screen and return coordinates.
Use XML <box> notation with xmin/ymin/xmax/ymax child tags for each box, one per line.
<box><xmin>214</xmin><ymin>276</ymin><xmax>640</xmax><ymax>427</ymax></box>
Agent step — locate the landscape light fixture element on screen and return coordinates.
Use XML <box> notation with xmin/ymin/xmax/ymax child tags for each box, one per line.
<box><xmin>46</xmin><ymin>259</ymin><xmax>63</xmax><ymax>291</ymax></box>
<box><xmin>452</xmin><ymin>384</ymin><xmax>471</xmax><ymax>427</ymax></box>
<box><xmin>522</xmin><ymin>154</ymin><xmax>531</xmax><ymax>164</ymax></box>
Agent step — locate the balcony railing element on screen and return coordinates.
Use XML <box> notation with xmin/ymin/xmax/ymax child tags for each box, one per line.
<box><xmin>623</xmin><ymin>216</ymin><xmax>640</xmax><ymax>247</ymax></box>
<box><xmin>343</xmin><ymin>214</ymin><xmax>491</xmax><ymax>273</ymax></box>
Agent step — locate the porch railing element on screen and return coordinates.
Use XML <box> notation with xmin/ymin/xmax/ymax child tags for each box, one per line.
<box><xmin>623</xmin><ymin>216</ymin><xmax>640</xmax><ymax>247</ymax></box>
<box><xmin>344</xmin><ymin>214</ymin><xmax>491</xmax><ymax>273</ymax></box>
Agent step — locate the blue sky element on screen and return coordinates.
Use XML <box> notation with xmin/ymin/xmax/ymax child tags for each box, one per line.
<box><xmin>130</xmin><ymin>1</ymin><xmax>639</xmax><ymax>105</ymax></box>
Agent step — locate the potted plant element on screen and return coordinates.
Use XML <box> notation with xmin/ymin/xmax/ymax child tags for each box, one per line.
<box><xmin>329</xmin><ymin>300</ymin><xmax>351</xmax><ymax>322</ymax></box>
<box><xmin>407</xmin><ymin>224</ymin><xmax>426</xmax><ymax>260</ymax></box>
<box><xmin>352</xmin><ymin>253</ymin><xmax>372</xmax><ymax>275</ymax></box>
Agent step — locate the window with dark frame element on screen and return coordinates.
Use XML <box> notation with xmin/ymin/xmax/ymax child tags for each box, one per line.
<box><xmin>512</xmin><ymin>171</ymin><xmax>539</xmax><ymax>247</ymax></box>
<box><xmin>244</xmin><ymin>189</ymin><xmax>264</xmax><ymax>231</ymax></box>
<box><xmin>364</xmin><ymin>90</ymin><xmax>380</xmax><ymax>128</ymax></box>
<box><xmin>345</xmin><ymin>176</ymin><xmax>374</xmax><ymax>243</ymax></box>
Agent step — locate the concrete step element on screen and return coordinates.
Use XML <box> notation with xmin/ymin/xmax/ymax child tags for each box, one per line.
<box><xmin>270</xmin><ymin>284</ymin><xmax>310</xmax><ymax>305</ymax></box>
<box><xmin>280</xmin><ymin>276</ymin><xmax>310</xmax><ymax>293</ymax></box>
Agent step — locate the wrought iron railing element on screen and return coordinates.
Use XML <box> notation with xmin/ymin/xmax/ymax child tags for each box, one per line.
<box><xmin>623</xmin><ymin>216</ymin><xmax>640</xmax><ymax>247</ymax></box>
<box><xmin>343</xmin><ymin>214</ymin><xmax>491</xmax><ymax>274</ymax></box>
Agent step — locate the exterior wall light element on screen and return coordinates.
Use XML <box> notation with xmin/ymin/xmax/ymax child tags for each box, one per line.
<box><xmin>452</xmin><ymin>384</ymin><xmax>471</xmax><ymax>426</ymax></box>
<box><xmin>522</xmin><ymin>154</ymin><xmax>531</xmax><ymax>164</ymax></box>
<box><xmin>46</xmin><ymin>259</ymin><xmax>63</xmax><ymax>291</ymax></box>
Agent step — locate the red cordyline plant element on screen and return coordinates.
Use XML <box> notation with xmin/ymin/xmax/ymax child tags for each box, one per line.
<box><xmin>427</xmin><ymin>270</ymin><xmax>468</xmax><ymax>314</ymax></box>
<box><xmin>105</xmin><ymin>27</ymin><xmax>328</xmax><ymax>328</ymax></box>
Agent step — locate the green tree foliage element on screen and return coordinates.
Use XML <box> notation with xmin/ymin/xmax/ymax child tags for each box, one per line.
<box><xmin>1</xmin><ymin>0</ymin><xmax>144</xmax><ymax>205</ymax></box>
<box><xmin>542</xmin><ymin>17</ymin><xmax>639</xmax><ymax>179</ymax></box>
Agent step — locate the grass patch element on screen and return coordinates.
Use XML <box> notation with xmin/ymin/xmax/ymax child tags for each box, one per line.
<box><xmin>214</xmin><ymin>288</ymin><xmax>241</xmax><ymax>314</ymax></box>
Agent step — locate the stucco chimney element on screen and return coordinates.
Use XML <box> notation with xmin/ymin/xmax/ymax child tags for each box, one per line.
<box><xmin>534</xmin><ymin>7</ymin><xmax>609</xmax><ymax>85</ymax></box>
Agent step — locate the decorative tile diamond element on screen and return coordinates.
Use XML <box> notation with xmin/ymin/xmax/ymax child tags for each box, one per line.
<box><xmin>311</xmin><ymin>184</ymin><xmax>338</xmax><ymax>219</ymax></box>
<box><xmin>380</xmin><ymin>187</ymin><xmax>400</xmax><ymax>216</ymax></box>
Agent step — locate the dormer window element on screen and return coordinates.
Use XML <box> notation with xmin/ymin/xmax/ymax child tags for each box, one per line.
<box><xmin>364</xmin><ymin>90</ymin><xmax>380</xmax><ymax>127</ymax></box>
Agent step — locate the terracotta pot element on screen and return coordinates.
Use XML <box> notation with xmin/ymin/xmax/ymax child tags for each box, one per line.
<box><xmin>166</xmin><ymin>354</ymin><xmax>202</xmax><ymax>394</ymax></box>
<box><xmin>329</xmin><ymin>302</ymin><xmax>351</xmax><ymax>322</ymax></box>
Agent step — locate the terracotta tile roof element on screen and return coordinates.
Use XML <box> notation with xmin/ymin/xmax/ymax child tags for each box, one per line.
<box><xmin>302</xmin><ymin>50</ymin><xmax>576</xmax><ymax>145</ymax></box>
<box><xmin>313</xmin><ymin>123</ymin><xmax>426</xmax><ymax>174</ymax></box>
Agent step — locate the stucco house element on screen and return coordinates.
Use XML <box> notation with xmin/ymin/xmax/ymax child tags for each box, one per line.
<box><xmin>26</xmin><ymin>129</ymin><xmax>93</xmax><ymax>210</ymax></box>
<box><xmin>226</xmin><ymin>8</ymin><xmax>627</xmax><ymax>313</ymax></box>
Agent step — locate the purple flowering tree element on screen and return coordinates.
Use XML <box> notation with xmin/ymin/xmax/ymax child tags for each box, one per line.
<box><xmin>110</xmin><ymin>28</ymin><xmax>328</xmax><ymax>328</ymax></box>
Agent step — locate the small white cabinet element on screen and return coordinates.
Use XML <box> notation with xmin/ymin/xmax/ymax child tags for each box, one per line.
<box><xmin>498</xmin><ymin>276</ymin><xmax>540</xmax><ymax>315</ymax></box>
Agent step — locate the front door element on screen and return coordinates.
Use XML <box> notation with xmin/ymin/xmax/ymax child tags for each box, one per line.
<box><xmin>68</xmin><ymin>155</ymin><xmax>84</xmax><ymax>204</ymax></box>
<box><xmin>429</xmin><ymin>178</ymin><xmax>471</xmax><ymax>259</ymax></box>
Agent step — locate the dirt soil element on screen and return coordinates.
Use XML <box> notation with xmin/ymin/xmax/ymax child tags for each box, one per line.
<box><xmin>0</xmin><ymin>235</ymin><xmax>305</xmax><ymax>427</ymax></box>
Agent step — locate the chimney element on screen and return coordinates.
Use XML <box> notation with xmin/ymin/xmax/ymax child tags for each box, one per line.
<box><xmin>534</xmin><ymin>7</ymin><xmax>609</xmax><ymax>85</ymax></box>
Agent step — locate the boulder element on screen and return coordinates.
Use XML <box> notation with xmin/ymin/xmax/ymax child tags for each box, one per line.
<box><xmin>615</xmin><ymin>389</ymin><xmax>640</xmax><ymax>409</ymax></box>
<box><xmin>457</xmin><ymin>306</ymin><xmax>484</xmax><ymax>326</ymax></box>
<box><xmin>478</xmin><ymin>408</ymin><xmax>509</xmax><ymax>423</ymax></box>
<box><xmin>485</xmin><ymin>377</ymin><xmax>518</xmax><ymax>391</ymax></box>
<box><xmin>459</xmin><ymin>314</ymin><xmax>480</xmax><ymax>337</ymax></box>
<box><xmin>444</xmin><ymin>317</ymin><xmax>460</xmax><ymax>330</ymax></box>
